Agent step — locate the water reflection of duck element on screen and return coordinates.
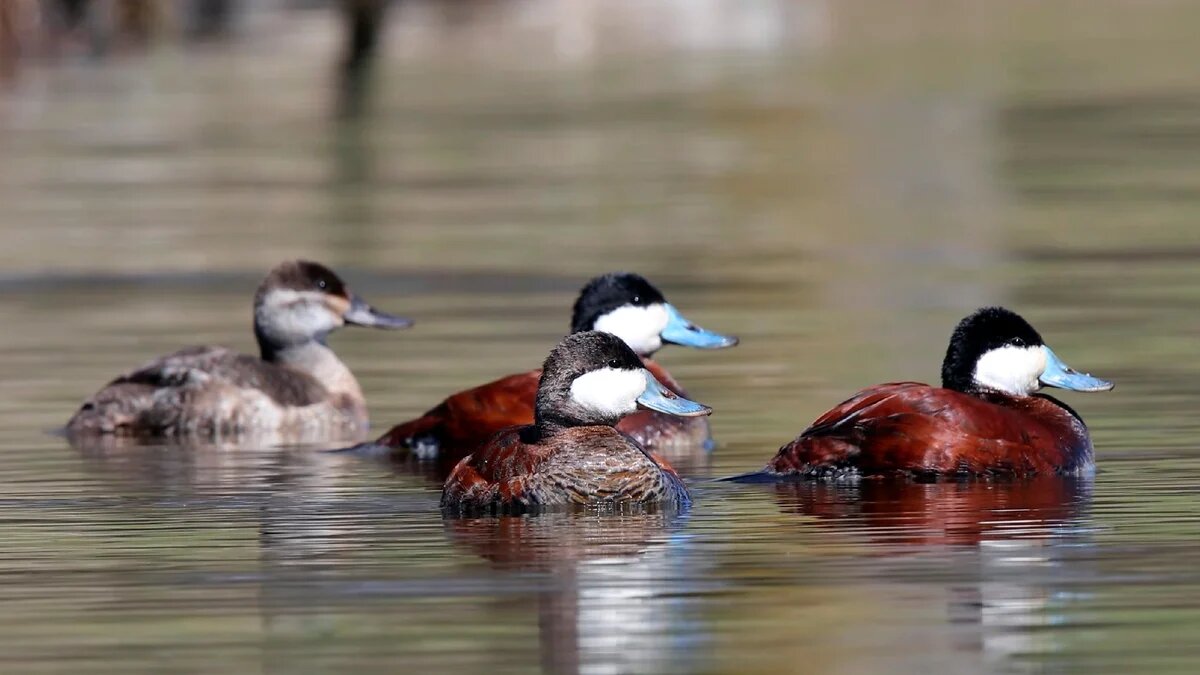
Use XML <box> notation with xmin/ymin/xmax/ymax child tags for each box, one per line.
<box><xmin>441</xmin><ymin>331</ymin><xmax>710</xmax><ymax>513</ymax></box>
<box><xmin>66</xmin><ymin>260</ymin><xmax>412</xmax><ymax>441</ymax></box>
<box><xmin>445</xmin><ymin>509</ymin><xmax>698</xmax><ymax>674</ymax></box>
<box><xmin>772</xmin><ymin>475</ymin><xmax>1095</xmax><ymax>669</ymax></box>
<box><xmin>773</xmin><ymin>477</ymin><xmax>1090</xmax><ymax>547</ymax></box>
<box><xmin>69</xmin><ymin>432</ymin><xmax>373</xmax><ymax>497</ymax></box>
<box><xmin>742</xmin><ymin>307</ymin><xmax>1112</xmax><ymax>480</ymax></box>
<box><xmin>444</xmin><ymin>508</ymin><xmax>683</xmax><ymax>571</ymax></box>
<box><xmin>367</xmin><ymin>272</ymin><xmax>736</xmax><ymax>463</ymax></box>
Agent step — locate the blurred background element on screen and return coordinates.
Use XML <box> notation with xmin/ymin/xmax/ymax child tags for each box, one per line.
<box><xmin>3</xmin><ymin>1</ymin><xmax>1200</xmax><ymax>673</ymax></box>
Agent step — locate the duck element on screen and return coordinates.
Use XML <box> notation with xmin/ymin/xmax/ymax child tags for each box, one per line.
<box><xmin>743</xmin><ymin>307</ymin><xmax>1112</xmax><ymax>480</ymax></box>
<box><xmin>371</xmin><ymin>272</ymin><xmax>736</xmax><ymax>462</ymax></box>
<box><xmin>66</xmin><ymin>259</ymin><xmax>412</xmax><ymax>439</ymax></box>
<box><xmin>440</xmin><ymin>330</ymin><xmax>709</xmax><ymax>512</ymax></box>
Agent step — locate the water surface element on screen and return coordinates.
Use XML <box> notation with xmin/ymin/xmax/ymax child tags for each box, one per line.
<box><xmin>2</xmin><ymin>2</ymin><xmax>1200</xmax><ymax>673</ymax></box>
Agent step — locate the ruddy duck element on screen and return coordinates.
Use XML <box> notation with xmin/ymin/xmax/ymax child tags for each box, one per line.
<box><xmin>440</xmin><ymin>331</ymin><xmax>709</xmax><ymax>512</ymax></box>
<box><xmin>746</xmin><ymin>307</ymin><xmax>1112</xmax><ymax>480</ymax></box>
<box><xmin>373</xmin><ymin>272</ymin><xmax>736</xmax><ymax>461</ymax></box>
<box><xmin>66</xmin><ymin>260</ymin><xmax>412</xmax><ymax>439</ymax></box>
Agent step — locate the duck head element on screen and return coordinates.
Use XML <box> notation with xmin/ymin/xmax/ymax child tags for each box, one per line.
<box><xmin>535</xmin><ymin>331</ymin><xmax>712</xmax><ymax>429</ymax></box>
<box><xmin>941</xmin><ymin>306</ymin><xmax>1113</xmax><ymax>397</ymax></box>
<box><xmin>253</xmin><ymin>260</ymin><xmax>412</xmax><ymax>359</ymax></box>
<box><xmin>570</xmin><ymin>272</ymin><xmax>738</xmax><ymax>356</ymax></box>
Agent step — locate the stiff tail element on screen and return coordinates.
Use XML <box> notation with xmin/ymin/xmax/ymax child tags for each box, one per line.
<box><xmin>65</xmin><ymin>382</ymin><xmax>158</xmax><ymax>435</ymax></box>
<box><xmin>720</xmin><ymin>439</ymin><xmax>861</xmax><ymax>482</ymax></box>
<box><xmin>329</xmin><ymin>409</ymin><xmax>446</xmax><ymax>460</ymax></box>
<box><xmin>325</xmin><ymin>440</ymin><xmax>395</xmax><ymax>457</ymax></box>
<box><xmin>717</xmin><ymin>468</ymin><xmax>783</xmax><ymax>483</ymax></box>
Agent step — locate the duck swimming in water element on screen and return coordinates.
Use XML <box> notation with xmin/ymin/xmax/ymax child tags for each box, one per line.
<box><xmin>66</xmin><ymin>260</ymin><xmax>412</xmax><ymax>439</ymax></box>
<box><xmin>744</xmin><ymin>307</ymin><xmax>1112</xmax><ymax>480</ymax></box>
<box><xmin>441</xmin><ymin>331</ymin><xmax>709</xmax><ymax>512</ymax></box>
<box><xmin>372</xmin><ymin>272</ymin><xmax>736</xmax><ymax>462</ymax></box>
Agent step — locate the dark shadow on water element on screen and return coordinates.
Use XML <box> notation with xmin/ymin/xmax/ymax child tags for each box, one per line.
<box><xmin>335</xmin><ymin>0</ymin><xmax>392</xmax><ymax>120</ymax></box>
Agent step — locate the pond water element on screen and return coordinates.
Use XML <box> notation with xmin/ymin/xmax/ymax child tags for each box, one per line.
<box><xmin>2</xmin><ymin>2</ymin><xmax>1200</xmax><ymax>673</ymax></box>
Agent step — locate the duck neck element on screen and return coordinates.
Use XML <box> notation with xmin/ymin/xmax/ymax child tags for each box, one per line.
<box><xmin>529</xmin><ymin>415</ymin><xmax>568</xmax><ymax>441</ymax></box>
<box><xmin>531</xmin><ymin>391</ymin><xmax>578</xmax><ymax>437</ymax></box>
<box><xmin>263</xmin><ymin>339</ymin><xmax>363</xmax><ymax>401</ymax></box>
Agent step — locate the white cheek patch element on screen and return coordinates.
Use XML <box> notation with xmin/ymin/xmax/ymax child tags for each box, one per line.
<box><xmin>257</xmin><ymin>289</ymin><xmax>341</xmax><ymax>341</ymax></box>
<box><xmin>592</xmin><ymin>304</ymin><xmax>669</xmax><ymax>355</ymax></box>
<box><xmin>972</xmin><ymin>345</ymin><xmax>1047</xmax><ymax>396</ymax></box>
<box><xmin>569</xmin><ymin>367</ymin><xmax>646</xmax><ymax>418</ymax></box>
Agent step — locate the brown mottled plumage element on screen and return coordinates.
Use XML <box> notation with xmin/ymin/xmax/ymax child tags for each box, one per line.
<box><xmin>66</xmin><ymin>346</ymin><xmax>359</xmax><ymax>437</ymax></box>
<box><xmin>441</xmin><ymin>331</ymin><xmax>704</xmax><ymax>513</ymax></box>
<box><xmin>442</xmin><ymin>426</ymin><xmax>690</xmax><ymax>511</ymax></box>
<box><xmin>67</xmin><ymin>260</ymin><xmax>412</xmax><ymax>439</ymax></box>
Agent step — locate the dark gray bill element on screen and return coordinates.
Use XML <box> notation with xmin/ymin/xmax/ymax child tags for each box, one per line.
<box><xmin>344</xmin><ymin>294</ymin><xmax>414</xmax><ymax>329</ymax></box>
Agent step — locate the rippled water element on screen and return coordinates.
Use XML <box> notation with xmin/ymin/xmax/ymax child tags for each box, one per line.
<box><xmin>3</xmin><ymin>2</ymin><xmax>1200</xmax><ymax>673</ymax></box>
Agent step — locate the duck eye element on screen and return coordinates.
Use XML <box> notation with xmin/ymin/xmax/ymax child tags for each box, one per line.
<box><xmin>1011</xmin><ymin>337</ymin><xmax>1025</xmax><ymax>347</ymax></box>
<box><xmin>631</xmin><ymin>295</ymin><xmax>641</xmax><ymax>304</ymax></box>
<box><xmin>317</xmin><ymin>279</ymin><xmax>327</xmax><ymax>290</ymax></box>
<box><xmin>607</xmin><ymin>358</ymin><xmax>621</xmax><ymax>369</ymax></box>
